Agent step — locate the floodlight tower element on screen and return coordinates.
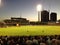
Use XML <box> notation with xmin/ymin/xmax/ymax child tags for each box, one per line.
<box><xmin>37</xmin><ymin>4</ymin><xmax>42</xmax><ymax>22</ymax></box>
<box><xmin>0</xmin><ymin>0</ymin><xmax>3</xmax><ymax>8</ymax></box>
<box><xmin>0</xmin><ymin>0</ymin><xmax>2</xmax><ymax>7</ymax></box>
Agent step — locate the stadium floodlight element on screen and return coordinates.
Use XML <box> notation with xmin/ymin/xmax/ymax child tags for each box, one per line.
<box><xmin>37</xmin><ymin>4</ymin><xmax>42</xmax><ymax>22</ymax></box>
<box><xmin>37</xmin><ymin>4</ymin><xmax>42</xmax><ymax>11</ymax></box>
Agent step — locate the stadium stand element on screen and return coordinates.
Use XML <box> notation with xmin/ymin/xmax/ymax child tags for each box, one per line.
<box><xmin>0</xmin><ymin>35</ymin><xmax>60</xmax><ymax>45</ymax></box>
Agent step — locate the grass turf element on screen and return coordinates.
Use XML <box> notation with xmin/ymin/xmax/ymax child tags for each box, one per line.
<box><xmin>0</xmin><ymin>25</ymin><xmax>60</xmax><ymax>36</ymax></box>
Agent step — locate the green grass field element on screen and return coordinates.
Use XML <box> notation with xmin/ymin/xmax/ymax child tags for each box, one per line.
<box><xmin>0</xmin><ymin>25</ymin><xmax>60</xmax><ymax>36</ymax></box>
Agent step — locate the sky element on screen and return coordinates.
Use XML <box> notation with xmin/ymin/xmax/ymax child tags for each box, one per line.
<box><xmin>0</xmin><ymin>0</ymin><xmax>60</xmax><ymax>21</ymax></box>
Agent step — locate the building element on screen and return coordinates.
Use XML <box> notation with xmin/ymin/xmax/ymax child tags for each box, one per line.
<box><xmin>50</xmin><ymin>12</ymin><xmax>57</xmax><ymax>22</ymax></box>
<box><xmin>4</xmin><ymin>17</ymin><xmax>29</xmax><ymax>26</ymax></box>
<box><xmin>41</xmin><ymin>10</ymin><xmax>49</xmax><ymax>22</ymax></box>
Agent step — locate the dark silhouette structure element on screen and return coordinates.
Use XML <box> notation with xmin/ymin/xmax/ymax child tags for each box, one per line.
<box><xmin>41</xmin><ymin>10</ymin><xmax>49</xmax><ymax>22</ymax></box>
<box><xmin>4</xmin><ymin>17</ymin><xmax>29</xmax><ymax>26</ymax></box>
<box><xmin>50</xmin><ymin>12</ymin><xmax>57</xmax><ymax>22</ymax></box>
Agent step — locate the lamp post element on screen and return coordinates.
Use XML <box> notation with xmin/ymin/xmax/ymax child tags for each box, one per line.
<box><xmin>37</xmin><ymin>4</ymin><xmax>42</xmax><ymax>22</ymax></box>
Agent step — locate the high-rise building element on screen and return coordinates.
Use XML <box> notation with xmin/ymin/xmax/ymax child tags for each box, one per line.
<box><xmin>41</xmin><ymin>10</ymin><xmax>49</xmax><ymax>22</ymax></box>
<box><xmin>50</xmin><ymin>12</ymin><xmax>57</xmax><ymax>22</ymax></box>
